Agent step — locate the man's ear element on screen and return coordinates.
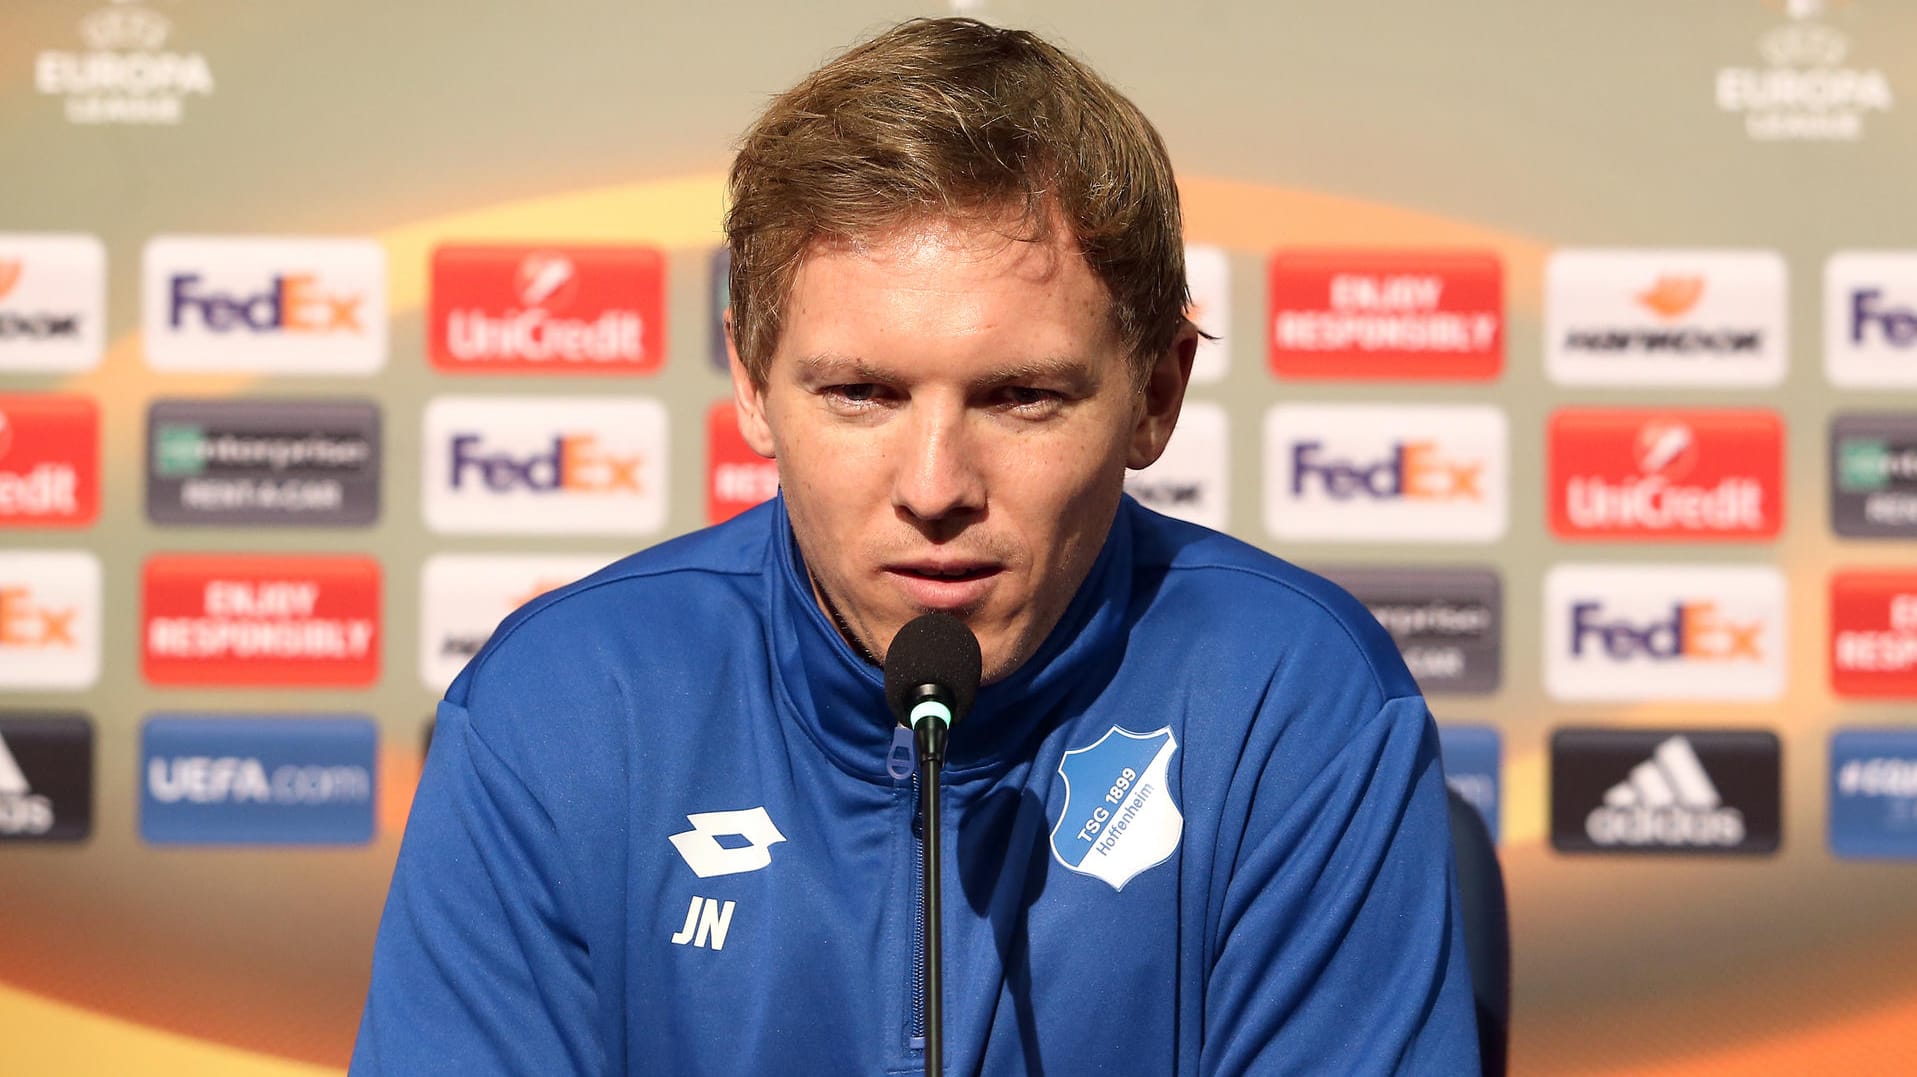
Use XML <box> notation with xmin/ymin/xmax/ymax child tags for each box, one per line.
<box><xmin>1127</xmin><ymin>321</ymin><xmax>1199</xmax><ymax>469</ymax></box>
<box><xmin>725</xmin><ymin>310</ymin><xmax>777</xmax><ymax>459</ymax></box>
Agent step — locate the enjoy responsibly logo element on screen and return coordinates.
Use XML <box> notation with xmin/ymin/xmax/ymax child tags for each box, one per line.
<box><xmin>33</xmin><ymin>0</ymin><xmax>216</xmax><ymax>125</ymax></box>
<box><xmin>1548</xmin><ymin>409</ymin><xmax>1783</xmax><ymax>541</ymax></box>
<box><xmin>1716</xmin><ymin>0</ymin><xmax>1894</xmax><ymax>142</ymax></box>
<box><xmin>1265</xmin><ymin>404</ymin><xmax>1507</xmax><ymax>543</ymax></box>
<box><xmin>142</xmin><ymin>554</ymin><xmax>380</xmax><ymax>686</ymax></box>
<box><xmin>1829</xmin><ymin>570</ymin><xmax>1917</xmax><ymax>698</ymax></box>
<box><xmin>1268</xmin><ymin>251</ymin><xmax>1502</xmax><ymax>380</ymax></box>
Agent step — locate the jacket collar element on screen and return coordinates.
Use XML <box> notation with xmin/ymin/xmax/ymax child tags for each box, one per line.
<box><xmin>766</xmin><ymin>495</ymin><xmax>1135</xmax><ymax>783</ymax></box>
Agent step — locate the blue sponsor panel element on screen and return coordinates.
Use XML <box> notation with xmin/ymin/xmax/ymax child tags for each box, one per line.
<box><xmin>140</xmin><ymin>715</ymin><xmax>377</xmax><ymax>845</ymax></box>
<box><xmin>1830</xmin><ymin>729</ymin><xmax>1917</xmax><ymax>860</ymax></box>
<box><xmin>1438</xmin><ymin>724</ymin><xmax>1500</xmax><ymax>842</ymax></box>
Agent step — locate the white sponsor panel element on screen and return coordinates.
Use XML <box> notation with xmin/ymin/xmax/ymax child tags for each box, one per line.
<box><xmin>1125</xmin><ymin>401</ymin><xmax>1227</xmax><ymax>529</ymax></box>
<box><xmin>1264</xmin><ymin>404</ymin><xmax>1507</xmax><ymax>543</ymax></box>
<box><xmin>1544</xmin><ymin>563</ymin><xmax>1786</xmax><ymax>702</ymax></box>
<box><xmin>422</xmin><ymin>396</ymin><xmax>669</xmax><ymax>534</ymax></box>
<box><xmin>419</xmin><ymin>553</ymin><xmax>619</xmax><ymax>690</ymax></box>
<box><xmin>1545</xmin><ymin>249</ymin><xmax>1787</xmax><ymax>387</ymax></box>
<box><xmin>1185</xmin><ymin>245</ymin><xmax>1230</xmax><ymax>384</ymax></box>
<box><xmin>142</xmin><ymin>236</ymin><xmax>387</xmax><ymax>374</ymax></box>
<box><xmin>1826</xmin><ymin>251</ymin><xmax>1917</xmax><ymax>388</ymax></box>
<box><xmin>0</xmin><ymin>551</ymin><xmax>101</xmax><ymax>689</ymax></box>
<box><xmin>0</xmin><ymin>234</ymin><xmax>106</xmax><ymax>372</ymax></box>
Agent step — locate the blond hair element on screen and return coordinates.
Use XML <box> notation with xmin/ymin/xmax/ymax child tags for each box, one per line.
<box><xmin>725</xmin><ymin>17</ymin><xmax>1189</xmax><ymax>387</ymax></box>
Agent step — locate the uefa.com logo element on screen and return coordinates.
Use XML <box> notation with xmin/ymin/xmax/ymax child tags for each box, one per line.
<box><xmin>142</xmin><ymin>236</ymin><xmax>387</xmax><ymax>374</ymax></box>
<box><xmin>418</xmin><ymin>553</ymin><xmax>616</xmax><ymax>691</ymax></box>
<box><xmin>1548</xmin><ymin>409</ymin><xmax>1784</xmax><ymax>542</ymax></box>
<box><xmin>1545</xmin><ymin>564</ymin><xmax>1786</xmax><ymax>702</ymax></box>
<box><xmin>1552</xmin><ymin>728</ymin><xmax>1780</xmax><ymax>855</ymax></box>
<box><xmin>423</xmin><ymin>397</ymin><xmax>669</xmax><ymax>535</ymax></box>
<box><xmin>429</xmin><ymin>245</ymin><xmax>667</xmax><ymax>374</ymax></box>
<box><xmin>1264</xmin><ymin>404</ymin><xmax>1507</xmax><ymax>543</ymax></box>
<box><xmin>0</xmin><ymin>234</ymin><xmax>106</xmax><ymax>372</ymax></box>
<box><xmin>1545</xmin><ymin>249</ymin><xmax>1787</xmax><ymax>387</ymax></box>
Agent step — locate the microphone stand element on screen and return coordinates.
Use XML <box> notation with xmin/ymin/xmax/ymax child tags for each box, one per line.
<box><xmin>911</xmin><ymin>690</ymin><xmax>951</xmax><ymax>1077</ymax></box>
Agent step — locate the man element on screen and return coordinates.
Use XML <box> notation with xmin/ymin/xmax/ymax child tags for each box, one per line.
<box><xmin>355</xmin><ymin>17</ymin><xmax>1478</xmax><ymax>1075</ymax></box>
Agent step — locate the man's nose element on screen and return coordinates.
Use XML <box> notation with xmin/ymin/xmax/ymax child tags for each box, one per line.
<box><xmin>891</xmin><ymin>405</ymin><xmax>985</xmax><ymax>525</ymax></box>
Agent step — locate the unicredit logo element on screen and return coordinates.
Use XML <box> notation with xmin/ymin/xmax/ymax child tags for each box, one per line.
<box><xmin>168</xmin><ymin>272</ymin><xmax>364</xmax><ymax>333</ymax></box>
<box><xmin>448</xmin><ymin>432</ymin><xmax>644</xmax><ymax>493</ymax></box>
<box><xmin>430</xmin><ymin>245</ymin><xmax>665</xmax><ymax>373</ymax></box>
<box><xmin>1550</xmin><ymin>409</ymin><xmax>1781</xmax><ymax>540</ymax></box>
<box><xmin>1291</xmin><ymin>440</ymin><xmax>1483</xmax><ymax>501</ymax></box>
<box><xmin>444</xmin><ymin>252</ymin><xmax>642</xmax><ymax>364</ymax></box>
<box><xmin>1569</xmin><ymin>600</ymin><xmax>1762</xmax><ymax>662</ymax></box>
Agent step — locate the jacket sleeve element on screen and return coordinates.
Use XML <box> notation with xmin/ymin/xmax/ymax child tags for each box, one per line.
<box><xmin>350</xmin><ymin>698</ymin><xmax>604</xmax><ymax>1076</ymax></box>
<box><xmin>1201</xmin><ymin>694</ymin><xmax>1481</xmax><ymax>1075</ymax></box>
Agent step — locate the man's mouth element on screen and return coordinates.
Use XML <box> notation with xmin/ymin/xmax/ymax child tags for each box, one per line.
<box><xmin>894</xmin><ymin>564</ymin><xmax>998</xmax><ymax>581</ymax></box>
<box><xmin>883</xmin><ymin>561</ymin><xmax>1004</xmax><ymax>610</ymax></box>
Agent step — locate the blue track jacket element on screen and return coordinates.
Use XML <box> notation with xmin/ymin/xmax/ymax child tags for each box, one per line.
<box><xmin>353</xmin><ymin>496</ymin><xmax>1480</xmax><ymax>1075</ymax></box>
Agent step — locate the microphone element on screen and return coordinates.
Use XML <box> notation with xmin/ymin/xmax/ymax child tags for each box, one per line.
<box><xmin>881</xmin><ymin>613</ymin><xmax>980</xmax><ymax>1077</ymax></box>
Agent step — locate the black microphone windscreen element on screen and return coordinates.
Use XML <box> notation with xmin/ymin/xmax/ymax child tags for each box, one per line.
<box><xmin>883</xmin><ymin>613</ymin><xmax>982</xmax><ymax>726</ymax></box>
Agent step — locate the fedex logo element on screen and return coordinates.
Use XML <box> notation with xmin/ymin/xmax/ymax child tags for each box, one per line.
<box><xmin>0</xmin><ymin>552</ymin><xmax>100</xmax><ymax>690</ymax></box>
<box><xmin>1266</xmin><ymin>404</ymin><xmax>1506</xmax><ymax>543</ymax></box>
<box><xmin>1546</xmin><ymin>564</ymin><xmax>1784</xmax><ymax>701</ymax></box>
<box><xmin>1827</xmin><ymin>253</ymin><xmax>1917</xmax><ymax>388</ymax></box>
<box><xmin>449</xmin><ymin>433</ymin><xmax>643</xmax><ymax>493</ymax></box>
<box><xmin>1290</xmin><ymin>440</ymin><xmax>1482</xmax><ymax>501</ymax></box>
<box><xmin>424</xmin><ymin>397</ymin><xmax>667</xmax><ymax>534</ymax></box>
<box><xmin>143</xmin><ymin>236</ymin><xmax>386</xmax><ymax>374</ymax></box>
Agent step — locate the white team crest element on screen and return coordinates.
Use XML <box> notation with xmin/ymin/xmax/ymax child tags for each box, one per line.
<box><xmin>1050</xmin><ymin>726</ymin><xmax>1183</xmax><ymax>891</ymax></box>
<box><xmin>668</xmin><ymin>807</ymin><xmax>787</xmax><ymax>878</ymax></box>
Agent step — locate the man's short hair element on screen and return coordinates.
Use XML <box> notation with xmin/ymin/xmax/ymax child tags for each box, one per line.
<box><xmin>725</xmin><ymin>16</ymin><xmax>1190</xmax><ymax>388</ymax></box>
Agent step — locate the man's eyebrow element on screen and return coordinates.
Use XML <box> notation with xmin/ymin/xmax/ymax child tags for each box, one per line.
<box><xmin>794</xmin><ymin>352</ymin><xmax>889</xmax><ymax>382</ymax></box>
<box><xmin>792</xmin><ymin>352</ymin><xmax>1097</xmax><ymax>389</ymax></box>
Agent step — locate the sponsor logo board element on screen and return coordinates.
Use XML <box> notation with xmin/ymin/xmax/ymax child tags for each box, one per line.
<box><xmin>424</xmin><ymin>396</ymin><xmax>668</xmax><ymax>534</ymax></box>
<box><xmin>1125</xmin><ymin>401</ymin><xmax>1228</xmax><ymax>530</ymax></box>
<box><xmin>1830</xmin><ymin>570</ymin><xmax>1917</xmax><ymax>697</ymax></box>
<box><xmin>142</xmin><ymin>236</ymin><xmax>387</xmax><ymax>374</ymax></box>
<box><xmin>1831</xmin><ymin>412</ymin><xmax>1917</xmax><ymax>537</ymax></box>
<box><xmin>1268</xmin><ymin>250</ymin><xmax>1502</xmax><ymax>380</ymax></box>
<box><xmin>0</xmin><ymin>394</ymin><xmax>98</xmax><ymax>528</ymax></box>
<box><xmin>419</xmin><ymin>553</ymin><xmax>617</xmax><ymax>691</ymax></box>
<box><xmin>140</xmin><ymin>715</ymin><xmax>376</xmax><ymax>845</ymax></box>
<box><xmin>1186</xmin><ymin>244</ymin><xmax>1230</xmax><ymax>384</ymax></box>
<box><xmin>0</xmin><ymin>713</ymin><xmax>92</xmax><ymax>842</ymax></box>
<box><xmin>1439</xmin><ymin>724</ymin><xmax>1500</xmax><ymax>842</ymax></box>
<box><xmin>0</xmin><ymin>234</ymin><xmax>105</xmax><ymax>371</ymax></box>
<box><xmin>429</xmin><ymin>245</ymin><xmax>665</xmax><ymax>374</ymax></box>
<box><xmin>1546</xmin><ymin>249</ymin><xmax>1787</xmax><ymax>387</ymax></box>
<box><xmin>1826</xmin><ymin>252</ymin><xmax>1917</xmax><ymax>388</ymax></box>
<box><xmin>146</xmin><ymin>399</ymin><xmax>380</xmax><ymax>526</ymax></box>
<box><xmin>707</xmin><ymin>401</ymin><xmax>778</xmax><ymax>524</ymax></box>
<box><xmin>1551</xmin><ymin>728</ymin><xmax>1780</xmax><ymax>855</ymax></box>
<box><xmin>142</xmin><ymin>555</ymin><xmax>380</xmax><ymax>686</ymax></box>
<box><xmin>1548</xmin><ymin>409</ymin><xmax>1783</xmax><ymax>541</ymax></box>
<box><xmin>1545</xmin><ymin>564</ymin><xmax>1786</xmax><ymax>701</ymax></box>
<box><xmin>0</xmin><ymin>551</ymin><xmax>101</xmax><ymax>690</ymax></box>
<box><xmin>1265</xmin><ymin>404</ymin><xmax>1507</xmax><ymax>543</ymax></box>
<box><xmin>1321</xmin><ymin>567</ymin><xmax>1502</xmax><ymax>694</ymax></box>
<box><xmin>1830</xmin><ymin>729</ymin><xmax>1917</xmax><ymax>859</ymax></box>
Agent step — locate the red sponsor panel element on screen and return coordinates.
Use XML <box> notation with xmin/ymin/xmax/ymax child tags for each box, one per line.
<box><xmin>1268</xmin><ymin>250</ymin><xmax>1502</xmax><ymax>380</ymax></box>
<box><xmin>429</xmin><ymin>244</ymin><xmax>667</xmax><ymax>374</ymax></box>
<box><xmin>706</xmin><ymin>401</ymin><xmax>779</xmax><ymax>523</ymax></box>
<box><xmin>142</xmin><ymin>554</ymin><xmax>381</xmax><ymax>686</ymax></box>
<box><xmin>1548</xmin><ymin>409</ymin><xmax>1783</xmax><ymax>541</ymax></box>
<box><xmin>0</xmin><ymin>394</ymin><xmax>98</xmax><ymax>528</ymax></box>
<box><xmin>1831</xmin><ymin>570</ymin><xmax>1917</xmax><ymax>698</ymax></box>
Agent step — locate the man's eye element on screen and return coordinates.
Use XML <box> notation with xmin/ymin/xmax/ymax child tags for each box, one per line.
<box><xmin>1001</xmin><ymin>386</ymin><xmax>1063</xmax><ymax>413</ymax></box>
<box><xmin>827</xmin><ymin>383</ymin><xmax>881</xmax><ymax>404</ymax></box>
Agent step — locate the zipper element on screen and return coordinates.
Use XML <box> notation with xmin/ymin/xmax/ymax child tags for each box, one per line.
<box><xmin>909</xmin><ymin>768</ymin><xmax>928</xmax><ymax>1052</ymax></box>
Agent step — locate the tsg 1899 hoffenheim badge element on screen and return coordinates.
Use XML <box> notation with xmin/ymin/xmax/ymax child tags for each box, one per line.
<box><xmin>1050</xmin><ymin>725</ymin><xmax>1183</xmax><ymax>891</ymax></box>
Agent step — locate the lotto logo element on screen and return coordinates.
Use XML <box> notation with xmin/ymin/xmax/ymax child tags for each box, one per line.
<box><xmin>0</xmin><ymin>395</ymin><xmax>98</xmax><ymax>528</ymax></box>
<box><xmin>423</xmin><ymin>397</ymin><xmax>668</xmax><ymax>534</ymax></box>
<box><xmin>668</xmin><ymin>807</ymin><xmax>788</xmax><ymax>878</ymax></box>
<box><xmin>430</xmin><ymin>244</ymin><xmax>666</xmax><ymax>373</ymax></box>
<box><xmin>706</xmin><ymin>401</ymin><xmax>779</xmax><ymax>524</ymax></box>
<box><xmin>1268</xmin><ymin>250</ymin><xmax>1502</xmax><ymax>380</ymax></box>
<box><xmin>1265</xmin><ymin>404</ymin><xmax>1507</xmax><ymax>543</ymax></box>
<box><xmin>0</xmin><ymin>552</ymin><xmax>100</xmax><ymax>690</ymax></box>
<box><xmin>0</xmin><ymin>234</ymin><xmax>105</xmax><ymax>372</ymax></box>
<box><xmin>142</xmin><ymin>236</ymin><xmax>387</xmax><ymax>374</ymax></box>
<box><xmin>1830</xmin><ymin>571</ymin><xmax>1917</xmax><ymax>698</ymax></box>
<box><xmin>1546</xmin><ymin>249</ymin><xmax>1786</xmax><ymax>387</ymax></box>
<box><xmin>142</xmin><ymin>555</ymin><xmax>381</xmax><ymax>686</ymax></box>
<box><xmin>1548</xmin><ymin>409</ymin><xmax>1783</xmax><ymax>541</ymax></box>
<box><xmin>1545</xmin><ymin>564</ymin><xmax>1785</xmax><ymax>701</ymax></box>
<box><xmin>1826</xmin><ymin>252</ymin><xmax>1917</xmax><ymax>388</ymax></box>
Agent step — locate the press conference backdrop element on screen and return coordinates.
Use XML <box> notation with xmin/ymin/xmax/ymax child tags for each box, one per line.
<box><xmin>3</xmin><ymin>0</ymin><xmax>1915</xmax><ymax>1072</ymax></box>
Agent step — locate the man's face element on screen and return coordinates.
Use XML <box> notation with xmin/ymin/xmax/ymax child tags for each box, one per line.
<box><xmin>730</xmin><ymin>213</ymin><xmax>1193</xmax><ymax>682</ymax></box>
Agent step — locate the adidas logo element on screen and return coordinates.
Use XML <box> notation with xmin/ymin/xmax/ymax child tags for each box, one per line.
<box><xmin>1584</xmin><ymin>735</ymin><xmax>1745</xmax><ymax>847</ymax></box>
<box><xmin>0</xmin><ymin>730</ymin><xmax>54</xmax><ymax>835</ymax></box>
